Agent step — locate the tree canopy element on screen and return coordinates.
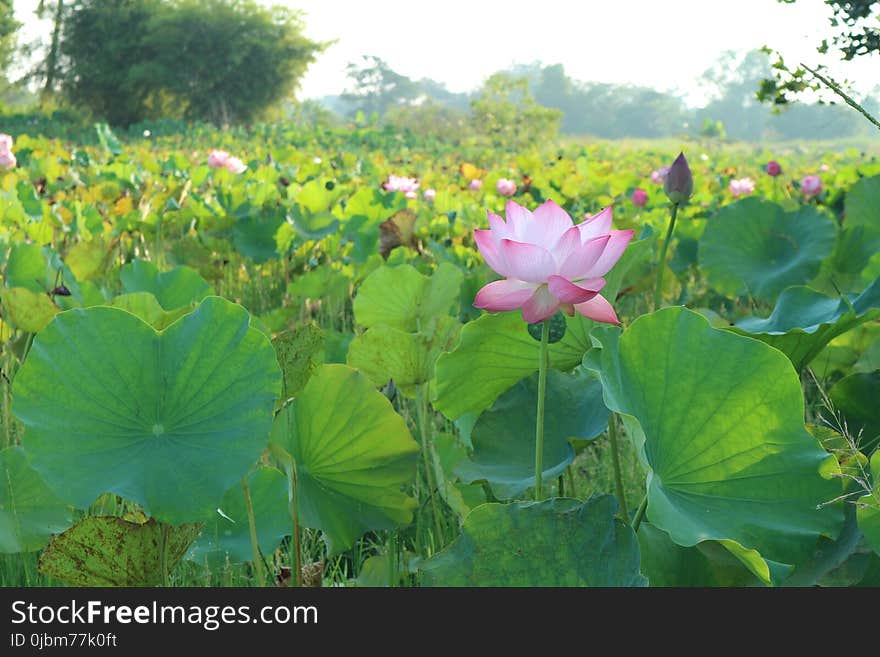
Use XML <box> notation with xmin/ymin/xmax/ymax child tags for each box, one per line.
<box><xmin>58</xmin><ymin>0</ymin><xmax>325</xmax><ymax>125</ymax></box>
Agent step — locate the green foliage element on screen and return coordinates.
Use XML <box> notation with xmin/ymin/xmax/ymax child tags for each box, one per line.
<box><xmin>0</xmin><ymin>0</ymin><xmax>20</xmax><ymax>73</ymax></box>
<box><xmin>39</xmin><ymin>516</ymin><xmax>201</xmax><ymax>586</ymax></box>
<box><xmin>0</xmin><ymin>447</ymin><xmax>72</xmax><ymax>554</ymax></box>
<box><xmin>13</xmin><ymin>297</ymin><xmax>281</xmax><ymax>524</ymax></box>
<box><xmin>456</xmin><ymin>369</ymin><xmax>608</xmax><ymax>499</ymax></box>
<box><xmin>269</xmin><ymin>365</ymin><xmax>419</xmax><ymax>555</ymax></box>
<box><xmin>699</xmin><ymin>198</ymin><xmax>837</xmax><ymax>302</ymax></box>
<box><xmin>59</xmin><ymin>0</ymin><xmax>325</xmax><ymax>125</ymax></box>
<box><xmin>732</xmin><ymin>277</ymin><xmax>880</xmax><ymax>372</ymax></box>
<box><xmin>470</xmin><ymin>73</ymin><xmax>562</xmax><ymax>148</ymax></box>
<box><xmin>421</xmin><ymin>496</ymin><xmax>647</xmax><ymax>586</ymax></box>
<box><xmin>585</xmin><ymin>308</ymin><xmax>843</xmax><ymax>580</ymax></box>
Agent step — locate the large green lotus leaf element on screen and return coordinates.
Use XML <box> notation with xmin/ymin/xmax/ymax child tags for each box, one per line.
<box><xmin>0</xmin><ymin>447</ymin><xmax>72</xmax><ymax>553</ymax></box>
<box><xmin>584</xmin><ymin>307</ymin><xmax>843</xmax><ymax>571</ymax></box>
<box><xmin>845</xmin><ymin>174</ymin><xmax>880</xmax><ymax>235</ymax></box>
<box><xmin>602</xmin><ymin>232</ymin><xmax>655</xmax><ymax>303</ymax></box>
<box><xmin>232</xmin><ymin>210</ymin><xmax>284</xmax><ymax>263</ymax></box>
<box><xmin>783</xmin><ymin>503</ymin><xmax>868</xmax><ymax>586</ymax></box>
<box><xmin>828</xmin><ymin>372</ymin><xmax>880</xmax><ymax>454</ymax></box>
<box><xmin>347</xmin><ymin>316</ymin><xmax>461</xmax><ymax>397</ymax></box>
<box><xmin>187</xmin><ymin>467</ymin><xmax>289</xmax><ymax>568</ymax></box>
<box><xmin>38</xmin><ymin>516</ymin><xmax>201</xmax><ymax>586</ymax></box>
<box><xmin>699</xmin><ymin>198</ymin><xmax>836</xmax><ymax>301</ymax></box>
<box><xmin>353</xmin><ymin>263</ymin><xmax>463</xmax><ymax>332</ymax></box>
<box><xmin>732</xmin><ymin>277</ymin><xmax>880</xmax><ymax>372</ymax></box>
<box><xmin>269</xmin><ymin>364</ymin><xmax>419</xmax><ymax>555</ymax></box>
<box><xmin>433</xmin><ymin>311</ymin><xmax>594</xmax><ymax>420</ymax></box>
<box><xmin>0</xmin><ymin>287</ymin><xmax>58</xmax><ymax>333</ymax></box>
<box><xmin>13</xmin><ymin>297</ymin><xmax>281</xmax><ymax>524</ymax></box>
<box><xmin>120</xmin><ymin>259</ymin><xmax>214</xmax><ymax>310</ymax></box>
<box><xmin>858</xmin><ymin>452</ymin><xmax>880</xmax><ymax>556</ymax></box>
<box><xmin>638</xmin><ymin>523</ymin><xmax>764</xmax><ymax>587</ymax></box>
<box><xmin>107</xmin><ymin>292</ymin><xmax>193</xmax><ymax>330</ymax></box>
<box><xmin>420</xmin><ymin>496</ymin><xmax>646</xmax><ymax>586</ymax></box>
<box><xmin>5</xmin><ymin>242</ymin><xmax>45</xmax><ymax>292</ymax></box>
<box><xmin>272</xmin><ymin>323</ymin><xmax>324</xmax><ymax>399</ymax></box>
<box><xmin>456</xmin><ymin>369</ymin><xmax>608</xmax><ymax>499</ymax></box>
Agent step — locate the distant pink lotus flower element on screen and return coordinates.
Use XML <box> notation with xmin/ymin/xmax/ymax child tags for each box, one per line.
<box><xmin>496</xmin><ymin>178</ymin><xmax>516</xmax><ymax>196</ymax></box>
<box><xmin>383</xmin><ymin>174</ymin><xmax>420</xmax><ymax>199</ymax></box>
<box><xmin>0</xmin><ymin>150</ymin><xmax>15</xmax><ymax>170</ymax></box>
<box><xmin>207</xmin><ymin>149</ymin><xmax>247</xmax><ymax>174</ymax></box>
<box><xmin>766</xmin><ymin>160</ymin><xmax>782</xmax><ymax>177</ymax></box>
<box><xmin>468</xmin><ymin>179</ymin><xmax>483</xmax><ymax>191</ymax></box>
<box><xmin>631</xmin><ymin>189</ymin><xmax>648</xmax><ymax>207</ymax></box>
<box><xmin>729</xmin><ymin>177</ymin><xmax>755</xmax><ymax>198</ymax></box>
<box><xmin>473</xmin><ymin>200</ymin><xmax>633</xmax><ymax>325</ymax></box>
<box><xmin>802</xmin><ymin>175</ymin><xmax>823</xmax><ymax>199</ymax></box>
<box><xmin>423</xmin><ymin>188</ymin><xmax>436</xmax><ymax>201</ymax></box>
<box><xmin>224</xmin><ymin>156</ymin><xmax>247</xmax><ymax>174</ymax></box>
<box><xmin>650</xmin><ymin>166</ymin><xmax>670</xmax><ymax>185</ymax></box>
<box><xmin>820</xmin><ymin>163</ymin><xmax>830</xmax><ymax>171</ymax></box>
<box><xmin>0</xmin><ymin>134</ymin><xmax>15</xmax><ymax>170</ymax></box>
<box><xmin>207</xmin><ymin>149</ymin><xmax>231</xmax><ymax>168</ymax></box>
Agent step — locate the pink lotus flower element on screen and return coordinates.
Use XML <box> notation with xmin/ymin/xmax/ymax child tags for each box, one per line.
<box><xmin>766</xmin><ymin>160</ymin><xmax>782</xmax><ymax>177</ymax></box>
<box><xmin>650</xmin><ymin>166</ymin><xmax>670</xmax><ymax>185</ymax></box>
<box><xmin>729</xmin><ymin>177</ymin><xmax>755</xmax><ymax>198</ymax></box>
<box><xmin>496</xmin><ymin>178</ymin><xmax>516</xmax><ymax>196</ymax></box>
<box><xmin>207</xmin><ymin>149</ymin><xmax>247</xmax><ymax>174</ymax></box>
<box><xmin>473</xmin><ymin>200</ymin><xmax>633</xmax><ymax>325</ymax></box>
<box><xmin>383</xmin><ymin>174</ymin><xmax>419</xmax><ymax>199</ymax></box>
<box><xmin>0</xmin><ymin>150</ymin><xmax>15</xmax><ymax>170</ymax></box>
<box><xmin>631</xmin><ymin>189</ymin><xmax>648</xmax><ymax>207</ymax></box>
<box><xmin>820</xmin><ymin>163</ymin><xmax>830</xmax><ymax>172</ymax></box>
<box><xmin>0</xmin><ymin>134</ymin><xmax>15</xmax><ymax>170</ymax></box>
<box><xmin>423</xmin><ymin>188</ymin><xmax>436</xmax><ymax>201</ymax></box>
<box><xmin>802</xmin><ymin>175</ymin><xmax>823</xmax><ymax>199</ymax></box>
<box><xmin>224</xmin><ymin>156</ymin><xmax>247</xmax><ymax>174</ymax></box>
<box><xmin>207</xmin><ymin>149</ymin><xmax>231</xmax><ymax>168</ymax></box>
<box><xmin>468</xmin><ymin>179</ymin><xmax>483</xmax><ymax>191</ymax></box>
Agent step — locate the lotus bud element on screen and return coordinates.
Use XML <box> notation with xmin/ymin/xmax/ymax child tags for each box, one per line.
<box><xmin>663</xmin><ymin>152</ymin><xmax>693</xmax><ymax>205</ymax></box>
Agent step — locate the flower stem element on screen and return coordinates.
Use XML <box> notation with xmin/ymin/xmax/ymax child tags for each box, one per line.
<box><xmin>285</xmin><ymin>463</ymin><xmax>302</xmax><ymax>587</ymax></box>
<box><xmin>608</xmin><ymin>414</ymin><xmax>628</xmax><ymax>520</ymax></box>
<box><xmin>242</xmin><ymin>474</ymin><xmax>266</xmax><ymax>588</ymax></box>
<box><xmin>417</xmin><ymin>385</ymin><xmax>445</xmax><ymax>546</ymax></box>
<box><xmin>534</xmin><ymin>319</ymin><xmax>550</xmax><ymax>500</ymax></box>
<box><xmin>653</xmin><ymin>202</ymin><xmax>679</xmax><ymax>311</ymax></box>
<box><xmin>159</xmin><ymin>523</ymin><xmax>170</xmax><ymax>587</ymax></box>
<box><xmin>632</xmin><ymin>495</ymin><xmax>648</xmax><ymax>533</ymax></box>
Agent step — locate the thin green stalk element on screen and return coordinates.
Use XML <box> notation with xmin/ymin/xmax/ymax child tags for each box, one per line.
<box><xmin>802</xmin><ymin>63</ymin><xmax>880</xmax><ymax>132</ymax></box>
<box><xmin>608</xmin><ymin>414</ymin><xmax>628</xmax><ymax>520</ymax></box>
<box><xmin>632</xmin><ymin>495</ymin><xmax>648</xmax><ymax>533</ymax></box>
<box><xmin>242</xmin><ymin>475</ymin><xmax>266</xmax><ymax>588</ymax></box>
<box><xmin>534</xmin><ymin>319</ymin><xmax>550</xmax><ymax>500</ymax></box>
<box><xmin>159</xmin><ymin>523</ymin><xmax>170</xmax><ymax>587</ymax></box>
<box><xmin>417</xmin><ymin>385</ymin><xmax>444</xmax><ymax>545</ymax></box>
<box><xmin>653</xmin><ymin>203</ymin><xmax>679</xmax><ymax>311</ymax></box>
<box><xmin>286</xmin><ymin>464</ymin><xmax>302</xmax><ymax>587</ymax></box>
<box><xmin>566</xmin><ymin>466</ymin><xmax>576</xmax><ymax>499</ymax></box>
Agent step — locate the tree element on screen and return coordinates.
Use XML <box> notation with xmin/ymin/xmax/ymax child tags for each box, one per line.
<box><xmin>60</xmin><ymin>0</ymin><xmax>162</xmax><ymax>125</ymax></box>
<box><xmin>0</xmin><ymin>0</ymin><xmax>20</xmax><ymax>73</ymax></box>
<box><xmin>470</xmin><ymin>73</ymin><xmax>562</xmax><ymax>148</ymax></box>
<box><xmin>340</xmin><ymin>55</ymin><xmax>421</xmax><ymax>117</ymax></box>
<box><xmin>143</xmin><ymin>0</ymin><xmax>325</xmax><ymax>125</ymax></box>
<box><xmin>59</xmin><ymin>0</ymin><xmax>325</xmax><ymax>126</ymax></box>
<box><xmin>758</xmin><ymin>0</ymin><xmax>879</xmax><ymax>108</ymax></box>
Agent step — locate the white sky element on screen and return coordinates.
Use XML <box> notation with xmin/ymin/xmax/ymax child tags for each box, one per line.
<box><xmin>13</xmin><ymin>0</ymin><xmax>880</xmax><ymax>105</ymax></box>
